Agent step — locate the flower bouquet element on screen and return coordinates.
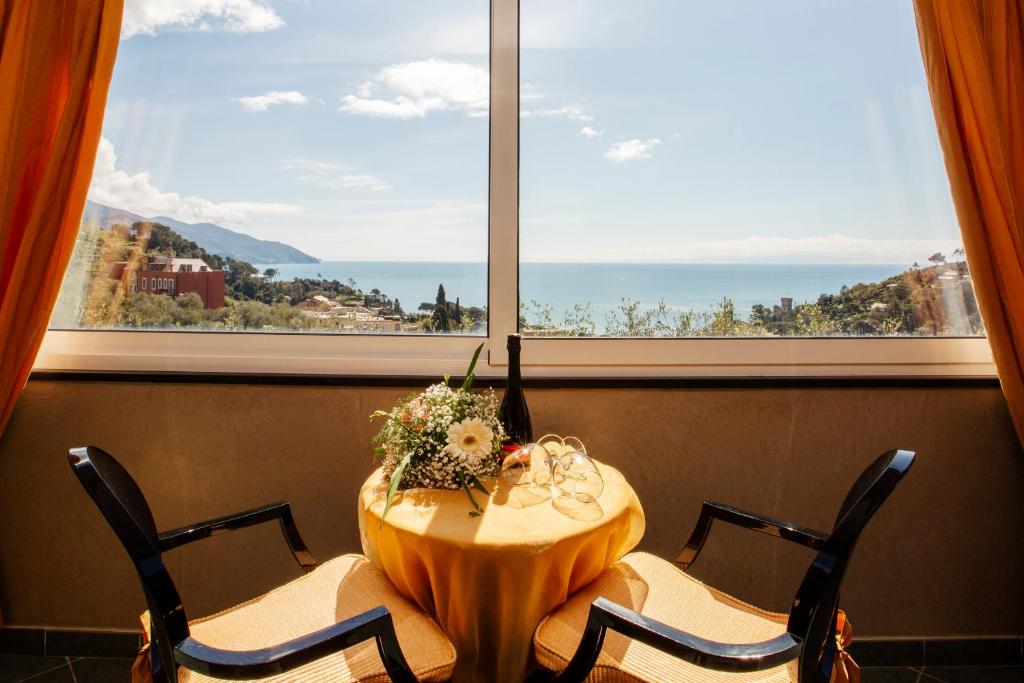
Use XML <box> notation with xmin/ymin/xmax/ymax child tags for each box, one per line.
<box><xmin>371</xmin><ymin>344</ymin><xmax>506</xmax><ymax>519</ymax></box>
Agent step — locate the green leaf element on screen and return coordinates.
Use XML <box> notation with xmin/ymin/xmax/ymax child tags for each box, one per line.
<box><xmin>456</xmin><ymin>469</ymin><xmax>484</xmax><ymax>515</ymax></box>
<box><xmin>443</xmin><ymin>373</ymin><xmax>451</xmax><ymax>386</ymax></box>
<box><xmin>462</xmin><ymin>342</ymin><xmax>485</xmax><ymax>391</ymax></box>
<box><xmin>468</xmin><ymin>472</ymin><xmax>490</xmax><ymax>496</ymax></box>
<box><xmin>381</xmin><ymin>452</ymin><xmax>413</xmax><ymax>525</ymax></box>
<box><xmin>370</xmin><ymin>410</ymin><xmax>390</xmax><ymax>422</ymax></box>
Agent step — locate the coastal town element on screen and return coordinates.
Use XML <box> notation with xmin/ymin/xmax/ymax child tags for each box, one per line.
<box><xmin>54</xmin><ymin>217</ymin><xmax>484</xmax><ymax>334</ymax></box>
<box><xmin>54</xmin><ymin>215</ymin><xmax>982</xmax><ymax>338</ymax></box>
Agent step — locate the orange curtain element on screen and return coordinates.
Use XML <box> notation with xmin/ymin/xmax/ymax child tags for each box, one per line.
<box><xmin>914</xmin><ymin>0</ymin><xmax>1024</xmax><ymax>445</ymax></box>
<box><xmin>0</xmin><ymin>0</ymin><xmax>123</xmax><ymax>441</ymax></box>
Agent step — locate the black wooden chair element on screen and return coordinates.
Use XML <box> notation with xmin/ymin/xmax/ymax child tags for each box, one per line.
<box><xmin>67</xmin><ymin>445</ymin><xmax>456</xmax><ymax>682</ymax></box>
<box><xmin>532</xmin><ymin>449</ymin><xmax>915</xmax><ymax>682</ymax></box>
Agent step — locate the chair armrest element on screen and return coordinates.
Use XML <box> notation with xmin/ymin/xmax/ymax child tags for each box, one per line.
<box><xmin>552</xmin><ymin>597</ymin><xmax>802</xmax><ymax>683</ymax></box>
<box><xmin>675</xmin><ymin>500</ymin><xmax>829</xmax><ymax>570</ymax></box>
<box><xmin>157</xmin><ymin>500</ymin><xmax>317</xmax><ymax>572</ymax></box>
<box><xmin>173</xmin><ymin>605</ymin><xmax>418</xmax><ymax>683</ymax></box>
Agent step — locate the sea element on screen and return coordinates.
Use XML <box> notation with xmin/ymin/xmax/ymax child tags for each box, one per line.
<box><xmin>256</xmin><ymin>262</ymin><xmax>907</xmax><ymax>331</ymax></box>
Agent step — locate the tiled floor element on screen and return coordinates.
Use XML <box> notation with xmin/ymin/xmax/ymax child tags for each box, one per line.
<box><xmin>861</xmin><ymin>667</ymin><xmax>1024</xmax><ymax>682</ymax></box>
<box><xmin>0</xmin><ymin>655</ymin><xmax>133</xmax><ymax>682</ymax></box>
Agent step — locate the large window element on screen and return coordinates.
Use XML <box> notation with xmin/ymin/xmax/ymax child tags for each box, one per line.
<box><xmin>52</xmin><ymin>0</ymin><xmax>489</xmax><ymax>336</ymax></box>
<box><xmin>520</xmin><ymin>0</ymin><xmax>980</xmax><ymax>338</ymax></box>
<box><xmin>39</xmin><ymin>0</ymin><xmax>993</xmax><ymax>377</ymax></box>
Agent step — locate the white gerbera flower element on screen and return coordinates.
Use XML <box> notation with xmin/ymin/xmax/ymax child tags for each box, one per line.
<box><xmin>446</xmin><ymin>417</ymin><xmax>494</xmax><ymax>459</ymax></box>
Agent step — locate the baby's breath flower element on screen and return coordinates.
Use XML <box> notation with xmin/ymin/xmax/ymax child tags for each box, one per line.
<box><xmin>374</xmin><ymin>381</ymin><xmax>504</xmax><ymax>491</ymax></box>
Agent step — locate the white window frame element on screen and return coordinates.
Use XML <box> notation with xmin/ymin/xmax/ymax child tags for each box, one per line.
<box><xmin>33</xmin><ymin>0</ymin><xmax>996</xmax><ymax>379</ymax></box>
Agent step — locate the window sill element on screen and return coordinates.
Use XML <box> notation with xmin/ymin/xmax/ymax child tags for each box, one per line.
<box><xmin>34</xmin><ymin>329</ymin><xmax>996</xmax><ymax>379</ymax></box>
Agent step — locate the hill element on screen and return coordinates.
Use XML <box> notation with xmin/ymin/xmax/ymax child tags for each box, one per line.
<box><xmin>82</xmin><ymin>200</ymin><xmax>319</xmax><ymax>264</ymax></box>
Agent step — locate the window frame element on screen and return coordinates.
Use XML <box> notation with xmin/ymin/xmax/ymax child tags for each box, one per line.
<box><xmin>33</xmin><ymin>0</ymin><xmax>997</xmax><ymax>379</ymax></box>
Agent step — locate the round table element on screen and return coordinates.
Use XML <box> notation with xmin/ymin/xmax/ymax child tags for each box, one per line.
<box><xmin>358</xmin><ymin>461</ymin><xmax>645</xmax><ymax>683</ymax></box>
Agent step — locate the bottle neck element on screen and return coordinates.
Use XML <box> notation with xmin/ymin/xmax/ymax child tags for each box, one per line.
<box><xmin>507</xmin><ymin>346</ymin><xmax>522</xmax><ymax>385</ymax></box>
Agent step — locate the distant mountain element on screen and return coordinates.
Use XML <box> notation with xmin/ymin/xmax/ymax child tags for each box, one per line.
<box><xmin>82</xmin><ymin>201</ymin><xmax>145</xmax><ymax>228</ymax></box>
<box><xmin>82</xmin><ymin>200</ymin><xmax>320</xmax><ymax>264</ymax></box>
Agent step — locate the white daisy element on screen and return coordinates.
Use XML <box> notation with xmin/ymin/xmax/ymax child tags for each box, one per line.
<box><xmin>446</xmin><ymin>417</ymin><xmax>494</xmax><ymax>460</ymax></box>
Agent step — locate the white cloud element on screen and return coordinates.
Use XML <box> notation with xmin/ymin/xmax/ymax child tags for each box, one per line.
<box><xmin>520</xmin><ymin>84</ymin><xmax>544</xmax><ymax>101</ymax></box>
<box><xmin>88</xmin><ymin>137</ymin><xmax>302</xmax><ymax>225</ymax></box>
<box><xmin>284</xmin><ymin>159</ymin><xmax>390</xmax><ymax>192</ymax></box>
<box><xmin>339</xmin><ymin>59</ymin><xmax>588</xmax><ymax>122</ymax></box>
<box><xmin>521</xmin><ymin>105</ymin><xmax>592</xmax><ymax>121</ymax></box>
<box><xmin>340</xmin><ymin>59</ymin><xmax>490</xmax><ymax>119</ymax></box>
<box><xmin>334</xmin><ymin>174</ymin><xmax>390</xmax><ymax>192</ymax></box>
<box><xmin>122</xmin><ymin>0</ymin><xmax>283</xmax><ymax>39</ymax></box>
<box><xmin>599</xmin><ymin>234</ymin><xmax>966</xmax><ymax>264</ymax></box>
<box><xmin>579</xmin><ymin>126</ymin><xmax>603</xmax><ymax>139</ymax></box>
<box><xmin>338</xmin><ymin>96</ymin><xmax>431</xmax><ymax>119</ymax></box>
<box><xmin>237</xmin><ymin>90</ymin><xmax>309</xmax><ymax>112</ymax></box>
<box><xmin>605</xmin><ymin>138</ymin><xmax>661</xmax><ymax>162</ymax></box>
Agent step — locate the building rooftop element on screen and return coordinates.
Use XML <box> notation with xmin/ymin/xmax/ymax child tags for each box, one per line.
<box><xmin>147</xmin><ymin>256</ymin><xmax>213</xmax><ymax>272</ymax></box>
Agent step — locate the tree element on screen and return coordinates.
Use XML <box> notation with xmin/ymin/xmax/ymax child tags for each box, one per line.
<box><xmin>119</xmin><ymin>294</ymin><xmax>175</xmax><ymax>328</ymax></box>
<box><xmin>793</xmin><ymin>303</ymin><xmax>840</xmax><ymax>336</ymax></box>
<box><xmin>697</xmin><ymin>298</ymin><xmax>767</xmax><ymax>337</ymax></box>
<box><xmin>563</xmin><ymin>303</ymin><xmax>595</xmax><ymax>337</ymax></box>
<box><xmin>226</xmin><ymin>301</ymin><xmax>272</xmax><ymax>329</ymax></box>
<box><xmin>604</xmin><ymin>298</ymin><xmax>672</xmax><ymax>337</ymax></box>
<box><xmin>432</xmin><ymin>284</ymin><xmax>451</xmax><ymax>332</ymax></box>
<box><xmin>140</xmin><ymin>222</ymin><xmax>225</xmax><ymax>270</ymax></box>
<box><xmin>263</xmin><ymin>268</ymin><xmax>278</xmax><ymax>281</ymax></box>
<box><xmin>928</xmin><ymin>252</ymin><xmax>947</xmax><ymax>265</ymax></box>
<box><xmin>393</xmin><ymin>298</ymin><xmax>404</xmax><ymax>318</ymax></box>
<box><xmin>225</xmin><ymin>258</ymin><xmax>258</xmax><ymax>285</ymax></box>
<box><xmin>524</xmin><ymin>299</ymin><xmax>557</xmax><ymax>333</ymax></box>
<box><xmin>453</xmin><ymin>297</ymin><xmax>463</xmax><ymax>330</ymax></box>
<box><xmin>172</xmin><ymin>293</ymin><xmax>204</xmax><ymax>327</ymax></box>
<box><xmin>750</xmin><ymin>304</ymin><xmax>773</xmax><ymax>327</ymax></box>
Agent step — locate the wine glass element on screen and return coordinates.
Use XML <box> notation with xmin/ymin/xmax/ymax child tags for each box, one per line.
<box><xmin>501</xmin><ymin>442</ymin><xmax>554</xmax><ymax>487</ymax></box>
<box><xmin>553</xmin><ymin>450</ymin><xmax>604</xmax><ymax>503</ymax></box>
<box><xmin>536</xmin><ymin>434</ymin><xmax>567</xmax><ymax>476</ymax></box>
<box><xmin>562</xmin><ymin>436</ymin><xmax>587</xmax><ymax>455</ymax></box>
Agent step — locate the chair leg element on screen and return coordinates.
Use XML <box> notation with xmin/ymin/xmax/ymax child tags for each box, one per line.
<box><xmin>150</xmin><ymin>644</ymin><xmax>178</xmax><ymax>683</ymax></box>
<box><xmin>553</xmin><ymin>610</ymin><xmax>608</xmax><ymax>683</ymax></box>
<box><xmin>374</xmin><ymin>616</ymin><xmax>419</xmax><ymax>683</ymax></box>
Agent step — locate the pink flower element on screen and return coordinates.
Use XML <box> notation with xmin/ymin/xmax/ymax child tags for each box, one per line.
<box><xmin>406</xmin><ymin>399</ymin><xmax>430</xmax><ymax>430</ymax></box>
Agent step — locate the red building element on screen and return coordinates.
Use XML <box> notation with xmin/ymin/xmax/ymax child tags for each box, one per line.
<box><xmin>113</xmin><ymin>255</ymin><xmax>225</xmax><ymax>309</ymax></box>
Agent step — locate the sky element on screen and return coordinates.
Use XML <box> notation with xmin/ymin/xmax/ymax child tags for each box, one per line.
<box><xmin>88</xmin><ymin>0</ymin><xmax>963</xmax><ymax>264</ymax></box>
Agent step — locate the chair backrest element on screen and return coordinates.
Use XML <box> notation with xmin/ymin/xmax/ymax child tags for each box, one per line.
<box><xmin>67</xmin><ymin>446</ymin><xmax>189</xmax><ymax>683</ymax></box>
<box><xmin>787</xmin><ymin>449</ymin><xmax>915</xmax><ymax>683</ymax></box>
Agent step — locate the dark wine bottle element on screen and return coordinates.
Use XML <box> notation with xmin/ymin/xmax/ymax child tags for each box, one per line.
<box><xmin>500</xmin><ymin>333</ymin><xmax>533</xmax><ymax>445</ymax></box>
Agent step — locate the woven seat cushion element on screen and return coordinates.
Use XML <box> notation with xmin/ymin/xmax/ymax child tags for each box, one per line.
<box><xmin>155</xmin><ymin>554</ymin><xmax>455</xmax><ymax>682</ymax></box>
<box><xmin>534</xmin><ymin>552</ymin><xmax>798</xmax><ymax>682</ymax></box>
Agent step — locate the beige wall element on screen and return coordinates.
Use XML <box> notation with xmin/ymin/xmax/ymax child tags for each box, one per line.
<box><xmin>0</xmin><ymin>379</ymin><xmax>1021</xmax><ymax>636</ymax></box>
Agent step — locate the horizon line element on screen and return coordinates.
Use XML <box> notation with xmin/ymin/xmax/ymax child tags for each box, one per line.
<box><xmin>255</xmin><ymin>259</ymin><xmax>922</xmax><ymax>266</ymax></box>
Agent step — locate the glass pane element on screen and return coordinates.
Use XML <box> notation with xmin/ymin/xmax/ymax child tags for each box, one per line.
<box><xmin>52</xmin><ymin>1</ymin><xmax>489</xmax><ymax>334</ymax></box>
<box><xmin>520</xmin><ymin>0</ymin><xmax>982</xmax><ymax>337</ymax></box>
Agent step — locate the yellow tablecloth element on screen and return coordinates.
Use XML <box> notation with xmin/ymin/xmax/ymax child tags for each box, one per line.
<box><xmin>358</xmin><ymin>461</ymin><xmax>645</xmax><ymax>683</ymax></box>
